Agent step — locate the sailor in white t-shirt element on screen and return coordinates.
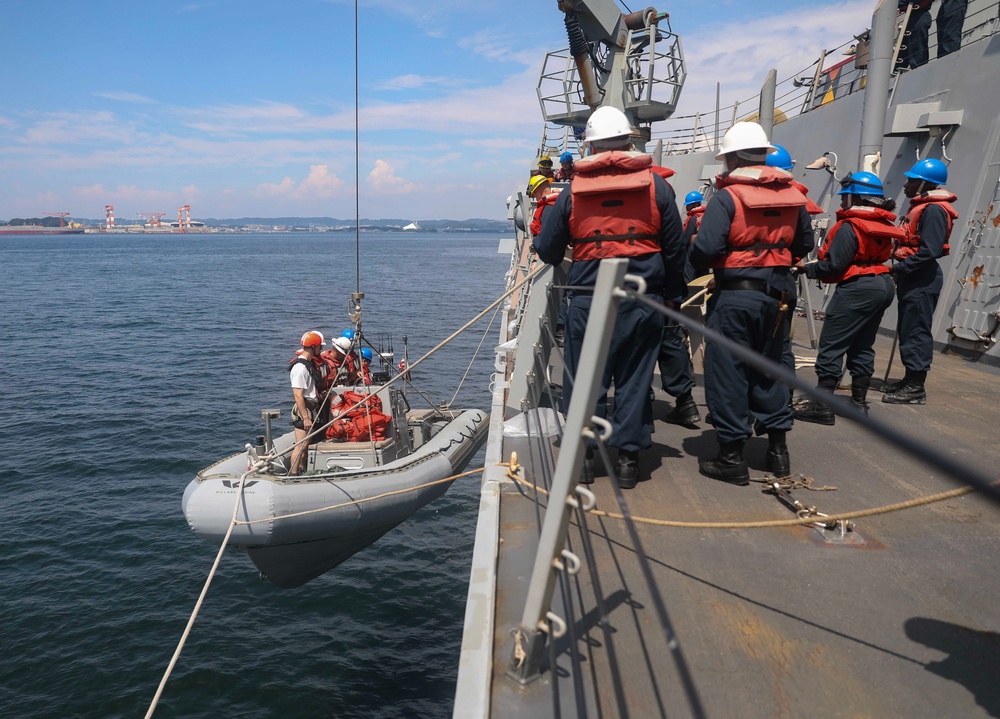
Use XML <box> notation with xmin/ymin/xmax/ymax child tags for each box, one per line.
<box><xmin>289</xmin><ymin>331</ymin><xmax>324</xmax><ymax>475</ymax></box>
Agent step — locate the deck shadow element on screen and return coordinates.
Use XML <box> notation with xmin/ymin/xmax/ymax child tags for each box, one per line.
<box><xmin>904</xmin><ymin>617</ymin><xmax>1000</xmax><ymax>718</ymax></box>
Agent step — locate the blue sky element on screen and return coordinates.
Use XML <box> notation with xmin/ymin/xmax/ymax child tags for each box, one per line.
<box><xmin>0</xmin><ymin>0</ymin><xmax>873</xmax><ymax>221</ymax></box>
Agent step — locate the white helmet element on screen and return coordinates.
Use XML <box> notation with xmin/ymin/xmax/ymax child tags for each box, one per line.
<box><xmin>332</xmin><ymin>337</ymin><xmax>352</xmax><ymax>353</ymax></box>
<box><xmin>585</xmin><ymin>106</ymin><xmax>632</xmax><ymax>144</ymax></box>
<box><xmin>715</xmin><ymin>121</ymin><xmax>774</xmax><ymax>160</ymax></box>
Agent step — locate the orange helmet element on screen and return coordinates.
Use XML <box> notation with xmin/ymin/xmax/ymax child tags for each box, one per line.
<box><xmin>300</xmin><ymin>331</ymin><xmax>324</xmax><ymax>348</ymax></box>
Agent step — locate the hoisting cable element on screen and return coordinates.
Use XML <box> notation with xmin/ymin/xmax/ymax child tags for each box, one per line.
<box><xmin>353</xmin><ymin>0</ymin><xmax>361</xmax><ymax>297</ymax></box>
<box><xmin>144</xmin><ymin>465</ymin><xmax>262</xmax><ymax>719</ymax></box>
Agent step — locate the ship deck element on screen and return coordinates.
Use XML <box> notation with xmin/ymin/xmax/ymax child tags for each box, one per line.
<box><xmin>487</xmin><ymin>313</ymin><xmax>1000</xmax><ymax>718</ymax></box>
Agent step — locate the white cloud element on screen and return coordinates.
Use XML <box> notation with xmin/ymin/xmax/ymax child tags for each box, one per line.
<box><xmin>367</xmin><ymin>159</ymin><xmax>417</xmax><ymax>194</ymax></box>
<box><xmin>256</xmin><ymin>164</ymin><xmax>347</xmax><ymax>201</ymax></box>
<box><xmin>94</xmin><ymin>91</ymin><xmax>156</xmax><ymax>104</ymax></box>
<box><xmin>376</xmin><ymin>74</ymin><xmax>463</xmax><ymax>91</ymax></box>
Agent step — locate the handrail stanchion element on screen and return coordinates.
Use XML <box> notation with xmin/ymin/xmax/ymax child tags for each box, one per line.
<box><xmin>507</xmin><ymin>258</ymin><xmax>629</xmax><ymax>684</ymax></box>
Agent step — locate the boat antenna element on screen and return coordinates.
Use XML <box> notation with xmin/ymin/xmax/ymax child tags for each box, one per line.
<box><xmin>350</xmin><ymin>0</ymin><xmax>365</xmax><ymax>328</ymax></box>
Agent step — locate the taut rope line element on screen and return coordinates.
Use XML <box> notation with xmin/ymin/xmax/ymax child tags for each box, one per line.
<box><xmin>146</xmin><ymin>465</ymin><xmax>484</xmax><ymax>716</ymax></box>
<box><xmin>504</xmin><ymin>461</ymin><xmax>995</xmax><ymax>529</ymax></box>
<box><xmin>144</xmin><ymin>465</ymin><xmax>260</xmax><ymax>718</ymax></box>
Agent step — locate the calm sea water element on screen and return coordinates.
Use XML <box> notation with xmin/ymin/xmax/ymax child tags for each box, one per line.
<box><xmin>0</xmin><ymin>231</ymin><xmax>509</xmax><ymax>718</ymax></box>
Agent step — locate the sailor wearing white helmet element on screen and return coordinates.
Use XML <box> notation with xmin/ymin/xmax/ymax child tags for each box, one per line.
<box><xmin>690</xmin><ymin>121</ymin><xmax>814</xmax><ymax>486</ymax></box>
<box><xmin>534</xmin><ymin>105</ymin><xmax>686</xmax><ymax>489</ymax></box>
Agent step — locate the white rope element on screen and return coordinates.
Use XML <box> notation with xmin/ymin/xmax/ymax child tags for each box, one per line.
<box><xmin>144</xmin><ymin>464</ymin><xmax>261</xmax><ymax>718</ymax></box>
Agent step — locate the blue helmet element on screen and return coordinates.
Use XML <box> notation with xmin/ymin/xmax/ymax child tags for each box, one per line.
<box><xmin>766</xmin><ymin>144</ymin><xmax>794</xmax><ymax>171</ymax></box>
<box><xmin>684</xmin><ymin>191</ymin><xmax>704</xmax><ymax>205</ymax></box>
<box><xmin>340</xmin><ymin>329</ymin><xmax>355</xmax><ymax>339</ymax></box>
<box><xmin>361</xmin><ymin>348</ymin><xmax>374</xmax><ymax>361</ymax></box>
<box><xmin>838</xmin><ymin>171</ymin><xmax>884</xmax><ymax>196</ymax></box>
<box><xmin>904</xmin><ymin>158</ymin><xmax>948</xmax><ymax>185</ymax></box>
<box><xmin>560</xmin><ymin>151</ymin><xmax>574</xmax><ymax>164</ymax></box>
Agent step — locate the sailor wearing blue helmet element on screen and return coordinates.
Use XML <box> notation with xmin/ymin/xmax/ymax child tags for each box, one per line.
<box><xmin>882</xmin><ymin>158</ymin><xmax>958</xmax><ymax>405</ymax></box>
<box><xmin>557</xmin><ymin>151</ymin><xmax>576</xmax><ymax>181</ymax></box>
<box><xmin>792</xmin><ymin>172</ymin><xmax>901</xmax><ymax>423</ymax></box>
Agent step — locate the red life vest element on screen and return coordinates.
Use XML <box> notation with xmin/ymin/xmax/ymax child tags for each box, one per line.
<box><xmin>893</xmin><ymin>190</ymin><xmax>958</xmax><ymax>261</ymax></box>
<box><xmin>791</xmin><ymin>179</ymin><xmax>824</xmax><ymax>215</ymax></box>
<box><xmin>684</xmin><ymin>205</ymin><xmax>705</xmax><ymax>238</ymax></box>
<box><xmin>568</xmin><ymin>151</ymin><xmax>661</xmax><ymax>261</ymax></box>
<box><xmin>530</xmin><ymin>191</ymin><xmax>561</xmax><ymax>236</ymax></box>
<box><xmin>360</xmin><ymin>361</ymin><xmax>372</xmax><ymax>385</ymax></box>
<box><xmin>325</xmin><ymin>391</ymin><xmax>392</xmax><ymax>442</ymax></box>
<box><xmin>712</xmin><ymin>166</ymin><xmax>807</xmax><ymax>269</ymax></box>
<box><xmin>821</xmin><ymin>206</ymin><xmax>903</xmax><ymax>283</ymax></box>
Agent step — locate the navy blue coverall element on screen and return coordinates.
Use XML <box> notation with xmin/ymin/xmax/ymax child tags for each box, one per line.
<box><xmin>893</xmin><ymin>204</ymin><xmax>949</xmax><ymax>374</ymax></box>
<box><xmin>937</xmin><ymin>0</ymin><xmax>968</xmax><ymax>57</ymax></box>
<box><xmin>804</xmin><ymin>225</ymin><xmax>896</xmax><ymax>384</ymax></box>
<box><xmin>534</xmin><ymin>173</ymin><xmax>686</xmax><ymax>453</ymax></box>
<box><xmin>657</xmin><ymin>211</ymin><xmax>699</xmax><ymax>399</ymax></box>
<box><xmin>690</xmin><ymin>189</ymin><xmax>815</xmax><ymax>445</ymax></box>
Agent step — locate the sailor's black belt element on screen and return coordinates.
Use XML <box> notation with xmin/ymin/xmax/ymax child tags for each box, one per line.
<box><xmin>719</xmin><ymin>279</ymin><xmax>785</xmax><ymax>302</ymax></box>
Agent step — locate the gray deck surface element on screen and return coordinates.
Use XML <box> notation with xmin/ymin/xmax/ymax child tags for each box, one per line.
<box><xmin>490</xmin><ymin>313</ymin><xmax>1000</xmax><ymax>718</ymax></box>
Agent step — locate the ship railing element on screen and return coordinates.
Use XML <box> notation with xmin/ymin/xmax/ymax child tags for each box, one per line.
<box><xmin>648</xmin><ymin>0</ymin><xmax>1000</xmax><ymax>156</ymax></box>
<box><xmin>537</xmin><ymin>21</ymin><xmax>686</xmax><ymax>128</ymax></box>
<box><xmin>493</xmin><ymin>257</ymin><xmax>1000</xmax><ymax>711</ymax></box>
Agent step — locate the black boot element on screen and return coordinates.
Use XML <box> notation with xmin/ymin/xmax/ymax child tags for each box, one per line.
<box><xmin>793</xmin><ymin>379</ymin><xmax>837</xmax><ymax>425</ymax></box>
<box><xmin>882</xmin><ymin>369</ymin><xmax>913</xmax><ymax>394</ymax></box>
<box><xmin>765</xmin><ymin>431</ymin><xmax>791</xmax><ymax>477</ymax></box>
<box><xmin>699</xmin><ymin>441</ymin><xmax>750</xmax><ymax>485</ymax></box>
<box><xmin>615</xmin><ymin>449</ymin><xmax>640</xmax><ymax>489</ymax></box>
<box><xmin>793</xmin><ymin>397</ymin><xmax>836</xmax><ymax>425</ymax></box>
<box><xmin>882</xmin><ymin>381</ymin><xmax>926</xmax><ymax>405</ymax></box>
<box><xmin>665</xmin><ymin>391</ymin><xmax>700</xmax><ymax>427</ymax></box>
<box><xmin>850</xmin><ymin>377</ymin><xmax>871</xmax><ymax>415</ymax></box>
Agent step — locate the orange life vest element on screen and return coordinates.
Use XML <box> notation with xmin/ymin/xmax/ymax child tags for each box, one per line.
<box><xmin>320</xmin><ymin>349</ymin><xmax>359</xmax><ymax>385</ymax></box>
<box><xmin>893</xmin><ymin>190</ymin><xmax>958</xmax><ymax>261</ymax></box>
<box><xmin>325</xmin><ymin>391</ymin><xmax>392</xmax><ymax>442</ymax></box>
<box><xmin>791</xmin><ymin>179</ymin><xmax>824</xmax><ymax>215</ymax></box>
<box><xmin>568</xmin><ymin>151</ymin><xmax>661</xmax><ymax>261</ymax></box>
<box><xmin>684</xmin><ymin>205</ymin><xmax>705</xmax><ymax>238</ymax></box>
<box><xmin>712</xmin><ymin>166</ymin><xmax>807</xmax><ymax>269</ymax></box>
<box><xmin>530</xmin><ymin>191</ymin><xmax>561</xmax><ymax>236</ymax></box>
<box><xmin>821</xmin><ymin>206</ymin><xmax>902</xmax><ymax>284</ymax></box>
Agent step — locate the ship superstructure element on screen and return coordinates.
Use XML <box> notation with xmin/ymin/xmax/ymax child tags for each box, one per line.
<box><xmin>455</xmin><ymin>1</ymin><xmax>1000</xmax><ymax>716</ymax></box>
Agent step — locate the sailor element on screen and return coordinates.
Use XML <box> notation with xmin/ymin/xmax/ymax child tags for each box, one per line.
<box><xmin>936</xmin><ymin>0</ymin><xmax>968</xmax><ymax>58</ymax></box>
<box><xmin>322</xmin><ymin>336</ymin><xmax>360</xmax><ymax>385</ymax></box>
<box><xmin>534</xmin><ymin>105</ymin><xmax>686</xmax><ymax>488</ymax></box>
<box><xmin>537</xmin><ymin>155</ymin><xmax>555</xmax><ymax>179</ymax></box>
<box><xmin>883</xmin><ymin>158</ymin><xmax>958</xmax><ymax>405</ymax></box>
<box><xmin>766</xmin><ymin>143</ymin><xmax>824</xmax><ymax>400</ymax></box>
<box><xmin>690</xmin><ymin>121</ymin><xmax>814</xmax><ymax>485</ymax></box>
<box><xmin>527</xmin><ymin>174</ymin><xmax>560</xmax><ymax>237</ymax></box>
<box><xmin>360</xmin><ymin>347</ymin><xmax>374</xmax><ymax>385</ymax></box>
<box><xmin>290</xmin><ymin>331</ymin><xmax>326</xmax><ymax>475</ymax></box>
<box><xmin>557</xmin><ymin>151</ymin><xmax>576</xmax><ymax>181</ymax></box>
<box><xmin>792</xmin><ymin>172</ymin><xmax>901</xmax><ymax>423</ymax></box>
<box><xmin>897</xmin><ymin>0</ymin><xmax>934</xmax><ymax>70</ymax></box>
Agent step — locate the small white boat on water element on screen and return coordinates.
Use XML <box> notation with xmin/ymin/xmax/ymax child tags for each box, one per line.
<box><xmin>183</xmin><ymin>380</ymin><xmax>488</xmax><ymax>588</ymax></box>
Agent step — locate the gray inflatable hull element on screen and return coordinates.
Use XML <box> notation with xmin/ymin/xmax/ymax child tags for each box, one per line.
<box><xmin>183</xmin><ymin>408</ymin><xmax>487</xmax><ymax>587</ymax></box>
